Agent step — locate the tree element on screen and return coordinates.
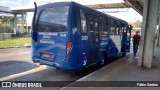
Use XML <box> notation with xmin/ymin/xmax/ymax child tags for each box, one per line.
<box><xmin>129</xmin><ymin>20</ymin><xmax>142</xmax><ymax>28</ymax></box>
<box><xmin>0</xmin><ymin>16</ymin><xmax>14</xmax><ymax>24</ymax></box>
<box><xmin>0</xmin><ymin>16</ymin><xmax>26</xmax><ymax>24</ymax></box>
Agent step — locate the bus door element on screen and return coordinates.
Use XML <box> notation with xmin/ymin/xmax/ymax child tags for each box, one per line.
<box><xmin>95</xmin><ymin>18</ymin><xmax>99</xmax><ymax>58</ymax></box>
<box><xmin>88</xmin><ymin>15</ymin><xmax>99</xmax><ymax>64</ymax></box>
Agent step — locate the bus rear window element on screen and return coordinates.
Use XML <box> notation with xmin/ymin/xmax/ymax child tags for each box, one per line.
<box><xmin>37</xmin><ymin>6</ymin><xmax>69</xmax><ymax>32</ymax></box>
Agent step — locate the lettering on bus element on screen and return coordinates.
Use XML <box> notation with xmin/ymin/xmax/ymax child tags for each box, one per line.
<box><xmin>43</xmin><ymin>35</ymin><xmax>51</xmax><ymax>39</ymax></box>
<box><xmin>40</xmin><ymin>40</ymin><xmax>55</xmax><ymax>44</ymax></box>
<box><xmin>60</xmin><ymin>34</ymin><xmax>67</xmax><ymax>37</ymax></box>
<box><xmin>100</xmin><ymin>42</ymin><xmax>108</xmax><ymax>45</ymax></box>
<box><xmin>81</xmin><ymin>36</ymin><xmax>88</xmax><ymax>40</ymax></box>
<box><xmin>83</xmin><ymin>59</ymin><xmax>87</xmax><ymax>66</ymax></box>
<box><xmin>39</xmin><ymin>32</ymin><xmax>58</xmax><ymax>36</ymax></box>
<box><xmin>101</xmin><ymin>37</ymin><xmax>108</xmax><ymax>40</ymax></box>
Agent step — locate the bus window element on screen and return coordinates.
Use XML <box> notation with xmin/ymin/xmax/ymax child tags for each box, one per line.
<box><xmin>116</xmin><ymin>27</ymin><xmax>120</xmax><ymax>35</ymax></box>
<box><xmin>37</xmin><ymin>5</ymin><xmax>69</xmax><ymax>32</ymax></box>
<box><xmin>100</xmin><ymin>17</ymin><xmax>107</xmax><ymax>35</ymax></box>
<box><xmin>80</xmin><ymin>10</ymin><xmax>87</xmax><ymax>34</ymax></box>
<box><xmin>127</xmin><ymin>30</ymin><xmax>130</xmax><ymax>41</ymax></box>
<box><xmin>124</xmin><ymin>27</ymin><xmax>126</xmax><ymax>33</ymax></box>
<box><xmin>109</xmin><ymin>19</ymin><xmax>116</xmax><ymax>35</ymax></box>
<box><xmin>110</xmin><ymin>27</ymin><xmax>115</xmax><ymax>34</ymax></box>
<box><xmin>89</xmin><ymin>16</ymin><xmax>94</xmax><ymax>44</ymax></box>
<box><xmin>95</xmin><ymin>18</ymin><xmax>99</xmax><ymax>43</ymax></box>
<box><xmin>122</xmin><ymin>27</ymin><xmax>123</xmax><ymax>33</ymax></box>
<box><xmin>89</xmin><ymin>17</ymin><xmax>94</xmax><ymax>36</ymax></box>
<box><xmin>95</xmin><ymin>18</ymin><xmax>98</xmax><ymax>35</ymax></box>
<box><xmin>115</xmin><ymin>21</ymin><xmax>120</xmax><ymax>35</ymax></box>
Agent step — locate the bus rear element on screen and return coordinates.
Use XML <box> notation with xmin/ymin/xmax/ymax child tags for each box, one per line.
<box><xmin>31</xmin><ymin>2</ymin><xmax>72</xmax><ymax>70</ymax></box>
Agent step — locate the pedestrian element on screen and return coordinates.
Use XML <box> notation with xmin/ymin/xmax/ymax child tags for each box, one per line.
<box><xmin>133</xmin><ymin>31</ymin><xmax>141</xmax><ymax>57</ymax></box>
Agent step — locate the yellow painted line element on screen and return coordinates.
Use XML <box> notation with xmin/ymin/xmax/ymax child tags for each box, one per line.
<box><xmin>0</xmin><ymin>65</ymin><xmax>48</xmax><ymax>81</ymax></box>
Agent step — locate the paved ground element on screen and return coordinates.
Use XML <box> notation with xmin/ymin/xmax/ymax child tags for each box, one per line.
<box><xmin>1</xmin><ymin>46</ymin><xmax>155</xmax><ymax>90</ymax></box>
<box><xmin>0</xmin><ymin>47</ymin><xmax>119</xmax><ymax>90</ymax></box>
<box><xmin>62</xmin><ymin>47</ymin><xmax>160</xmax><ymax>90</ymax></box>
<box><xmin>0</xmin><ymin>47</ymin><xmax>104</xmax><ymax>81</ymax></box>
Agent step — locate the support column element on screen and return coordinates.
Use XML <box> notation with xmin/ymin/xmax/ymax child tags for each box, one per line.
<box><xmin>25</xmin><ymin>13</ymin><xmax>28</xmax><ymax>33</ymax></box>
<box><xmin>138</xmin><ymin>0</ymin><xmax>159</xmax><ymax>68</ymax></box>
<box><xmin>14</xmin><ymin>14</ymin><xmax>17</xmax><ymax>35</ymax></box>
<box><xmin>157</xmin><ymin>9</ymin><xmax>160</xmax><ymax>47</ymax></box>
<box><xmin>21</xmin><ymin>13</ymin><xmax>24</xmax><ymax>34</ymax></box>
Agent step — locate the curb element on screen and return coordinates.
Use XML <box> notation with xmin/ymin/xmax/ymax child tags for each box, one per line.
<box><xmin>0</xmin><ymin>46</ymin><xmax>31</xmax><ymax>49</ymax></box>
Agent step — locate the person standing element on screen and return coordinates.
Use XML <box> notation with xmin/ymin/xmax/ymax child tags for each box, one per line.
<box><xmin>133</xmin><ymin>31</ymin><xmax>141</xmax><ymax>57</ymax></box>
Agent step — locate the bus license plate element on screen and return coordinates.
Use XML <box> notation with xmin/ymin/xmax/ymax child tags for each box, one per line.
<box><xmin>42</xmin><ymin>53</ymin><xmax>52</xmax><ymax>59</ymax></box>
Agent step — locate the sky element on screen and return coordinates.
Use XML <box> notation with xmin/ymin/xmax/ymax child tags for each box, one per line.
<box><xmin>0</xmin><ymin>0</ymin><xmax>142</xmax><ymax>25</ymax></box>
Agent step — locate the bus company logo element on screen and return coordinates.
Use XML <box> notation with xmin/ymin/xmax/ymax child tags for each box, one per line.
<box><xmin>2</xmin><ymin>82</ymin><xmax>11</xmax><ymax>87</ymax></box>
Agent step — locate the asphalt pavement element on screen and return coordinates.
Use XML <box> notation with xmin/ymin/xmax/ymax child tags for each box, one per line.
<box><xmin>0</xmin><ymin>47</ymin><xmax>106</xmax><ymax>90</ymax></box>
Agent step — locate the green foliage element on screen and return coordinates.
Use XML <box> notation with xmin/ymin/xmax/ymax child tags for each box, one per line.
<box><xmin>1</xmin><ymin>16</ymin><xmax>14</xmax><ymax>23</ymax></box>
<box><xmin>0</xmin><ymin>24</ymin><xmax>14</xmax><ymax>33</ymax></box>
<box><xmin>129</xmin><ymin>20</ymin><xmax>142</xmax><ymax>28</ymax></box>
<box><xmin>0</xmin><ymin>36</ymin><xmax>31</xmax><ymax>48</ymax></box>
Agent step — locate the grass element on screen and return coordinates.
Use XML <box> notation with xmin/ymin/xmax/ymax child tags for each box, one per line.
<box><xmin>0</xmin><ymin>36</ymin><xmax>31</xmax><ymax>48</ymax></box>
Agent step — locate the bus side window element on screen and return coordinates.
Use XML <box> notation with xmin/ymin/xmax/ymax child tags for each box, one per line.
<box><xmin>122</xmin><ymin>27</ymin><xmax>124</xmax><ymax>33</ymax></box>
<box><xmin>80</xmin><ymin>10</ymin><xmax>87</xmax><ymax>34</ymax></box>
<box><xmin>101</xmin><ymin>17</ymin><xmax>107</xmax><ymax>35</ymax></box>
<box><xmin>116</xmin><ymin>27</ymin><xmax>120</xmax><ymax>35</ymax></box>
<box><xmin>89</xmin><ymin>16</ymin><xmax>94</xmax><ymax>44</ymax></box>
<box><xmin>115</xmin><ymin>21</ymin><xmax>120</xmax><ymax>35</ymax></box>
<box><xmin>109</xmin><ymin>19</ymin><xmax>116</xmax><ymax>35</ymax></box>
<box><xmin>89</xmin><ymin>17</ymin><xmax>94</xmax><ymax>35</ymax></box>
<box><xmin>124</xmin><ymin>27</ymin><xmax>126</xmax><ymax>33</ymax></box>
<box><xmin>95</xmin><ymin>18</ymin><xmax>98</xmax><ymax>36</ymax></box>
<box><xmin>127</xmin><ymin>27</ymin><xmax>130</xmax><ymax>41</ymax></box>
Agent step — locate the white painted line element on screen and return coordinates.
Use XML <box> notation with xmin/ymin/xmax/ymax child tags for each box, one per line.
<box><xmin>60</xmin><ymin>54</ymin><xmax>133</xmax><ymax>90</ymax></box>
<box><xmin>127</xmin><ymin>57</ymin><xmax>134</xmax><ymax>61</ymax></box>
<box><xmin>77</xmin><ymin>57</ymin><xmax>134</xmax><ymax>82</ymax></box>
<box><xmin>0</xmin><ymin>65</ymin><xmax>48</xmax><ymax>81</ymax></box>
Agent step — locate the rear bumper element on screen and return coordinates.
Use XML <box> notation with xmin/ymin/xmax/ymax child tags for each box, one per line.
<box><xmin>32</xmin><ymin>58</ymin><xmax>84</xmax><ymax>71</ymax></box>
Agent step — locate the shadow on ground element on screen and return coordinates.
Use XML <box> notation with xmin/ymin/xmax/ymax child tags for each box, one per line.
<box><xmin>0</xmin><ymin>60</ymin><xmax>39</xmax><ymax>78</ymax></box>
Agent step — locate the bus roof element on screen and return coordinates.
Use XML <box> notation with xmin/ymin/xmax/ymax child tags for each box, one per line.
<box><xmin>37</xmin><ymin>1</ymin><xmax>128</xmax><ymax>25</ymax></box>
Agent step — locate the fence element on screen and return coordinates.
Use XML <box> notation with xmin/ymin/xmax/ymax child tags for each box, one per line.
<box><xmin>0</xmin><ymin>33</ymin><xmax>15</xmax><ymax>40</ymax></box>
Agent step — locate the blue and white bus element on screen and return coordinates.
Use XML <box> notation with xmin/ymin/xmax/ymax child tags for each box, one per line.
<box><xmin>31</xmin><ymin>2</ymin><xmax>131</xmax><ymax>71</ymax></box>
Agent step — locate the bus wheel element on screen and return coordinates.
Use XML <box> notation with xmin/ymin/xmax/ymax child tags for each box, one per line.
<box><xmin>56</xmin><ymin>68</ymin><xmax>60</xmax><ymax>70</ymax></box>
<box><xmin>122</xmin><ymin>52</ymin><xmax>126</xmax><ymax>57</ymax></box>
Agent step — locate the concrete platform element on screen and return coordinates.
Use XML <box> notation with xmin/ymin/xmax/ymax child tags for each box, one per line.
<box><xmin>61</xmin><ymin>47</ymin><xmax>160</xmax><ymax>90</ymax></box>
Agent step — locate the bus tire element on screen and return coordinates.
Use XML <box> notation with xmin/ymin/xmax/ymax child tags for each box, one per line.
<box><xmin>56</xmin><ymin>68</ymin><xmax>60</xmax><ymax>70</ymax></box>
<box><xmin>122</xmin><ymin>52</ymin><xmax>126</xmax><ymax>57</ymax></box>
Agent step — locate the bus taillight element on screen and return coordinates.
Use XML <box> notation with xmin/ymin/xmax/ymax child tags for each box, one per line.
<box><xmin>66</xmin><ymin>42</ymin><xmax>72</xmax><ymax>56</ymax></box>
